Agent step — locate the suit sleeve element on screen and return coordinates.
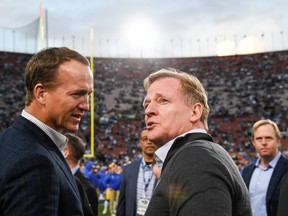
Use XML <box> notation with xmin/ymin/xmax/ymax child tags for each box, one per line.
<box><xmin>85</xmin><ymin>185</ymin><xmax>99</xmax><ymax>216</ymax></box>
<box><xmin>277</xmin><ymin>174</ymin><xmax>288</xmax><ymax>216</ymax></box>
<box><xmin>75</xmin><ymin>177</ymin><xmax>94</xmax><ymax>216</ymax></box>
<box><xmin>1</xmin><ymin>154</ymin><xmax>60</xmax><ymax>215</ymax></box>
<box><xmin>116</xmin><ymin>167</ymin><xmax>126</xmax><ymax>216</ymax></box>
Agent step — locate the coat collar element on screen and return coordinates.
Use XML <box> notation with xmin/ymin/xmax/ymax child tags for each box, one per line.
<box><xmin>162</xmin><ymin>133</ymin><xmax>213</xmax><ymax>171</ymax></box>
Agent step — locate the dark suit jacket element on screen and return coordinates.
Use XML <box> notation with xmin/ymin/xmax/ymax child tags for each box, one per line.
<box><xmin>75</xmin><ymin>176</ymin><xmax>94</xmax><ymax>216</ymax></box>
<box><xmin>75</xmin><ymin>169</ymin><xmax>99</xmax><ymax>216</ymax></box>
<box><xmin>277</xmin><ymin>172</ymin><xmax>288</xmax><ymax>216</ymax></box>
<box><xmin>242</xmin><ymin>154</ymin><xmax>288</xmax><ymax>216</ymax></box>
<box><xmin>145</xmin><ymin>133</ymin><xmax>252</xmax><ymax>216</ymax></box>
<box><xmin>0</xmin><ymin>116</ymin><xmax>84</xmax><ymax>215</ymax></box>
<box><xmin>117</xmin><ymin>157</ymin><xmax>157</xmax><ymax>216</ymax></box>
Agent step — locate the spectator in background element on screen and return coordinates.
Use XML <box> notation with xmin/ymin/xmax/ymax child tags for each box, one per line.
<box><xmin>101</xmin><ymin>167</ymin><xmax>110</xmax><ymax>215</ymax></box>
<box><xmin>102</xmin><ymin>163</ymin><xmax>121</xmax><ymax>215</ymax></box>
<box><xmin>89</xmin><ymin>164</ymin><xmax>101</xmax><ymax>193</ymax></box>
<box><xmin>142</xmin><ymin>68</ymin><xmax>252</xmax><ymax>216</ymax></box>
<box><xmin>82</xmin><ymin>160</ymin><xmax>94</xmax><ymax>179</ymax></box>
<box><xmin>97</xmin><ymin>165</ymin><xmax>108</xmax><ymax>201</ymax></box>
<box><xmin>117</xmin><ymin>127</ymin><xmax>158</xmax><ymax>216</ymax></box>
<box><xmin>0</xmin><ymin>47</ymin><xmax>93</xmax><ymax>215</ymax></box>
<box><xmin>242</xmin><ymin>119</ymin><xmax>288</xmax><ymax>216</ymax></box>
<box><xmin>64</xmin><ymin>133</ymin><xmax>99</xmax><ymax>216</ymax></box>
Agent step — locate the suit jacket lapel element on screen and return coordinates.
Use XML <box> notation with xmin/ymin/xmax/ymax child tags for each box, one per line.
<box><xmin>266</xmin><ymin>156</ymin><xmax>288</xmax><ymax>202</ymax></box>
<box><xmin>132</xmin><ymin>158</ymin><xmax>141</xmax><ymax>184</ymax></box>
<box><xmin>14</xmin><ymin>116</ymin><xmax>80</xmax><ymax>198</ymax></box>
<box><xmin>162</xmin><ymin>133</ymin><xmax>213</xmax><ymax>171</ymax></box>
<box><xmin>243</xmin><ymin>164</ymin><xmax>256</xmax><ymax>187</ymax></box>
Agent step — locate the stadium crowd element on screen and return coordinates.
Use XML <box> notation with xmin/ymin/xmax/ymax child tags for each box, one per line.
<box><xmin>1</xmin><ymin>50</ymin><xmax>288</xmax><ymax>172</ymax></box>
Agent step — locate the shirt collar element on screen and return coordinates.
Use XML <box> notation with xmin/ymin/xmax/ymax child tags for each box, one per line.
<box><xmin>21</xmin><ymin>109</ymin><xmax>67</xmax><ymax>152</ymax></box>
<box><xmin>256</xmin><ymin>151</ymin><xmax>281</xmax><ymax>168</ymax></box>
<box><xmin>154</xmin><ymin>129</ymin><xmax>207</xmax><ymax>163</ymax></box>
<box><xmin>71</xmin><ymin>165</ymin><xmax>80</xmax><ymax>175</ymax></box>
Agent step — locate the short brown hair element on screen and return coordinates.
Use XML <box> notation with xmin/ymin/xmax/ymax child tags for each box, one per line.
<box><xmin>65</xmin><ymin>133</ymin><xmax>86</xmax><ymax>163</ymax></box>
<box><xmin>25</xmin><ymin>47</ymin><xmax>89</xmax><ymax>106</ymax></box>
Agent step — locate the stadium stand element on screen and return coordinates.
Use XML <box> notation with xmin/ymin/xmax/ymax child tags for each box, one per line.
<box><xmin>1</xmin><ymin>50</ymin><xmax>288</xmax><ymax>169</ymax></box>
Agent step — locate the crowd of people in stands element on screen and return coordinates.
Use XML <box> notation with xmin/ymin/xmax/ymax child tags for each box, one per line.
<box><xmin>1</xmin><ymin>50</ymin><xmax>288</xmax><ymax>172</ymax></box>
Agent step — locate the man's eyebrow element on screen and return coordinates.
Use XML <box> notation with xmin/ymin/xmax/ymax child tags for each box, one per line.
<box><xmin>143</xmin><ymin>93</ymin><xmax>164</xmax><ymax>103</ymax></box>
<box><xmin>69</xmin><ymin>89</ymin><xmax>90</xmax><ymax>94</ymax></box>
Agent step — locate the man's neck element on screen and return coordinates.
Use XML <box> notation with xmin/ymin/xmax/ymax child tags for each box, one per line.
<box><xmin>67</xmin><ymin>160</ymin><xmax>78</xmax><ymax>170</ymax></box>
<box><xmin>143</xmin><ymin>155</ymin><xmax>154</xmax><ymax>164</ymax></box>
<box><xmin>260</xmin><ymin>154</ymin><xmax>277</xmax><ymax>168</ymax></box>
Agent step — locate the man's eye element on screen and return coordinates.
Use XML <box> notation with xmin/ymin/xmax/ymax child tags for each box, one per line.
<box><xmin>72</xmin><ymin>93</ymin><xmax>82</xmax><ymax>98</ymax></box>
<box><xmin>160</xmin><ymin>99</ymin><xmax>168</xmax><ymax>103</ymax></box>
<box><xmin>256</xmin><ymin>138</ymin><xmax>262</xmax><ymax>141</ymax></box>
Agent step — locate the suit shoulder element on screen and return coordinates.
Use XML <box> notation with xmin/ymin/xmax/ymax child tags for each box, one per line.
<box><xmin>75</xmin><ymin>171</ymin><xmax>95</xmax><ymax>189</ymax></box>
<box><xmin>124</xmin><ymin>158</ymin><xmax>141</xmax><ymax>169</ymax></box>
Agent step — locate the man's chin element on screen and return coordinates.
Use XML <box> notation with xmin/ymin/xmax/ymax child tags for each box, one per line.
<box><xmin>65</xmin><ymin>125</ymin><xmax>79</xmax><ymax>133</ymax></box>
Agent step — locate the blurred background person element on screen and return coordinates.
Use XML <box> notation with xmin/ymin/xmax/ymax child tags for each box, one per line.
<box><xmin>102</xmin><ymin>163</ymin><xmax>121</xmax><ymax>215</ymax></box>
<box><xmin>64</xmin><ymin>133</ymin><xmax>99</xmax><ymax>216</ymax></box>
<box><xmin>242</xmin><ymin>119</ymin><xmax>288</xmax><ymax>216</ymax></box>
<box><xmin>82</xmin><ymin>160</ymin><xmax>94</xmax><ymax>179</ymax></box>
<box><xmin>117</xmin><ymin>127</ymin><xmax>158</xmax><ymax>216</ymax></box>
<box><xmin>97</xmin><ymin>165</ymin><xmax>108</xmax><ymax>201</ymax></box>
<box><xmin>89</xmin><ymin>164</ymin><xmax>101</xmax><ymax>196</ymax></box>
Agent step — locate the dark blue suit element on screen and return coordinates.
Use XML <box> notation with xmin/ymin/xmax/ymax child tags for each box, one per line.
<box><xmin>242</xmin><ymin>155</ymin><xmax>288</xmax><ymax>216</ymax></box>
<box><xmin>117</xmin><ymin>158</ymin><xmax>142</xmax><ymax>216</ymax></box>
<box><xmin>117</xmin><ymin>157</ymin><xmax>157</xmax><ymax>216</ymax></box>
<box><xmin>0</xmin><ymin>116</ymin><xmax>83</xmax><ymax>215</ymax></box>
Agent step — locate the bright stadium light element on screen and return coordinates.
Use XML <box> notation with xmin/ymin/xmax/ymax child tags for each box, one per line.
<box><xmin>238</xmin><ymin>36</ymin><xmax>264</xmax><ymax>55</ymax></box>
<box><xmin>122</xmin><ymin>16</ymin><xmax>160</xmax><ymax>53</ymax></box>
<box><xmin>217</xmin><ymin>40</ymin><xmax>236</xmax><ymax>56</ymax></box>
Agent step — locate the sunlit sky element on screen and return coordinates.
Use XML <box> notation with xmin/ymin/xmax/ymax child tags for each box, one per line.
<box><xmin>0</xmin><ymin>0</ymin><xmax>287</xmax><ymax>57</ymax></box>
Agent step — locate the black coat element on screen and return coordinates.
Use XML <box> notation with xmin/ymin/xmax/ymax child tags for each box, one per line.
<box><xmin>75</xmin><ymin>169</ymin><xmax>99</xmax><ymax>216</ymax></box>
<box><xmin>145</xmin><ymin>133</ymin><xmax>252</xmax><ymax>216</ymax></box>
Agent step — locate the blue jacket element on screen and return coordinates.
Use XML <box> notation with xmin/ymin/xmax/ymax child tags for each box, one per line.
<box><xmin>242</xmin><ymin>155</ymin><xmax>288</xmax><ymax>216</ymax></box>
<box><xmin>116</xmin><ymin>157</ymin><xmax>158</xmax><ymax>216</ymax></box>
<box><xmin>103</xmin><ymin>172</ymin><xmax>121</xmax><ymax>190</ymax></box>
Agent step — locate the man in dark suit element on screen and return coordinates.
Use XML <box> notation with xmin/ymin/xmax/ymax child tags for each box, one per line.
<box><xmin>75</xmin><ymin>176</ymin><xmax>94</xmax><ymax>216</ymax></box>
<box><xmin>0</xmin><ymin>47</ymin><xmax>94</xmax><ymax>215</ymax></box>
<box><xmin>116</xmin><ymin>128</ymin><xmax>158</xmax><ymax>216</ymax></box>
<box><xmin>64</xmin><ymin>133</ymin><xmax>99</xmax><ymax>216</ymax></box>
<box><xmin>142</xmin><ymin>68</ymin><xmax>252</xmax><ymax>216</ymax></box>
<box><xmin>241</xmin><ymin>119</ymin><xmax>288</xmax><ymax>216</ymax></box>
<box><xmin>277</xmin><ymin>173</ymin><xmax>288</xmax><ymax>216</ymax></box>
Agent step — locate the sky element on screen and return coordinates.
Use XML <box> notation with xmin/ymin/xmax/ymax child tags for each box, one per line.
<box><xmin>0</xmin><ymin>0</ymin><xmax>287</xmax><ymax>58</ymax></box>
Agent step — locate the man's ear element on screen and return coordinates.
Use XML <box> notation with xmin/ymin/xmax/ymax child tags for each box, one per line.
<box><xmin>63</xmin><ymin>148</ymin><xmax>69</xmax><ymax>159</ymax></box>
<box><xmin>190</xmin><ymin>103</ymin><xmax>203</xmax><ymax>122</ymax></box>
<box><xmin>34</xmin><ymin>83</ymin><xmax>46</xmax><ymax>105</ymax></box>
